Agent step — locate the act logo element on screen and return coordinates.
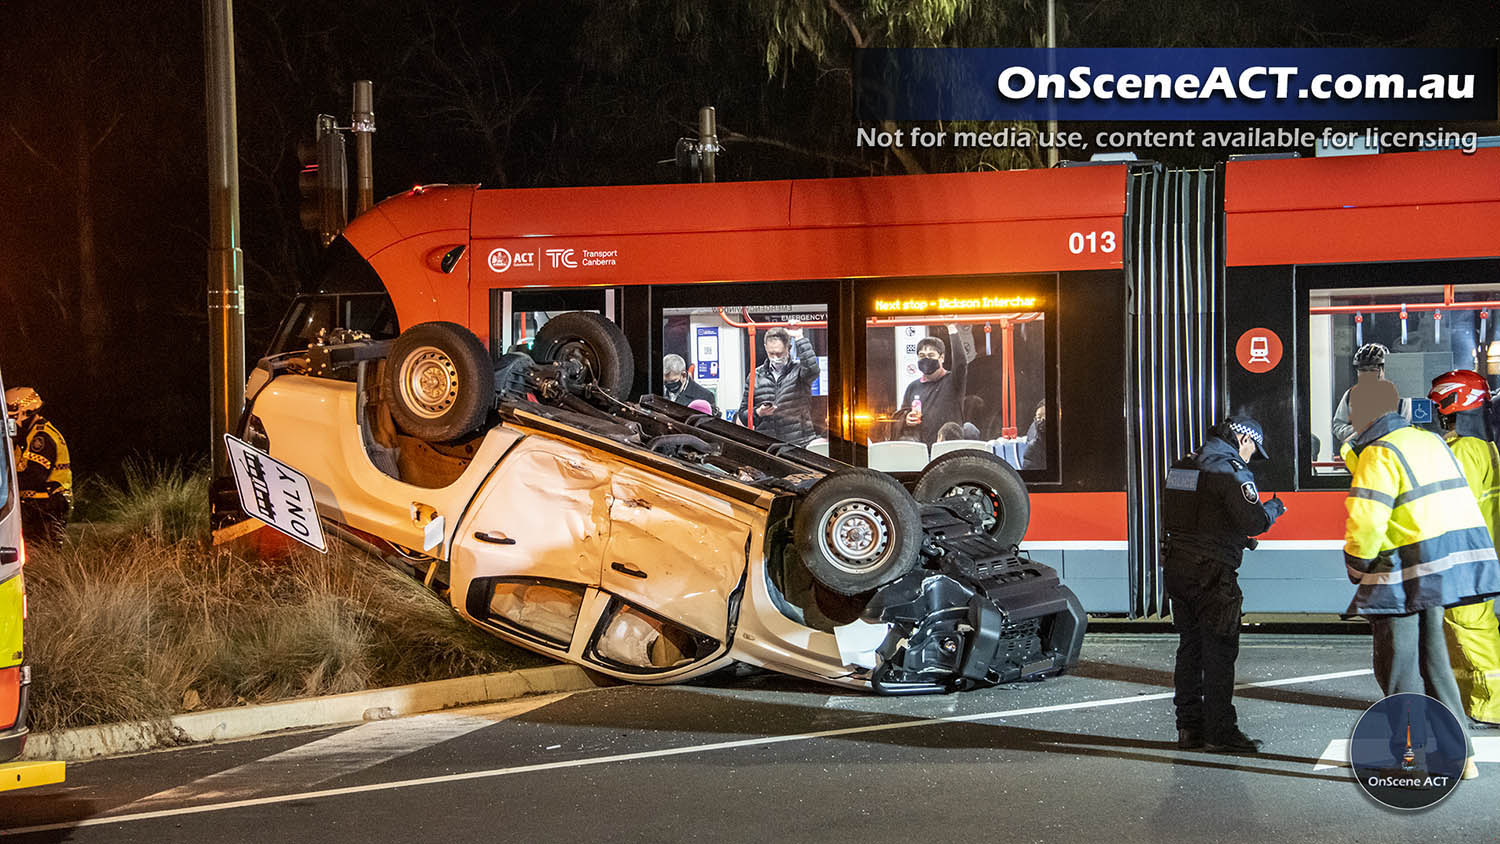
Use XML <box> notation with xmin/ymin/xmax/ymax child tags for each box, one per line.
<box><xmin>1350</xmin><ymin>692</ymin><xmax>1467</xmax><ymax>810</ymax></box>
<box><xmin>487</xmin><ymin>248</ymin><xmax>536</xmax><ymax>273</ymax></box>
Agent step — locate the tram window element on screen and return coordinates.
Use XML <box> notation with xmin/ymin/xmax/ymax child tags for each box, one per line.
<box><xmin>861</xmin><ymin>309</ymin><xmax>1048</xmax><ymax>473</ymax></box>
<box><xmin>494</xmin><ymin>289</ymin><xmax>618</xmax><ymax>355</ymax></box>
<box><xmin>1309</xmin><ymin>282</ymin><xmax>1500</xmax><ymax>476</ymax></box>
<box><xmin>660</xmin><ymin>303</ymin><xmax>830</xmax><ymax>446</ymax></box>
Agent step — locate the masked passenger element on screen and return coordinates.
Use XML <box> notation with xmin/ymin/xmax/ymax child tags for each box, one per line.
<box><xmin>737</xmin><ymin>325</ymin><xmax>820</xmax><ymax>445</ymax></box>
<box><xmin>899</xmin><ymin>326</ymin><xmax>969</xmax><ymax>445</ymax></box>
<box><xmin>661</xmin><ymin>354</ymin><xmax>718</xmax><ymax>416</ymax></box>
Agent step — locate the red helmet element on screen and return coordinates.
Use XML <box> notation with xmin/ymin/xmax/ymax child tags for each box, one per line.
<box><xmin>1429</xmin><ymin>370</ymin><xmax>1490</xmax><ymax>415</ymax></box>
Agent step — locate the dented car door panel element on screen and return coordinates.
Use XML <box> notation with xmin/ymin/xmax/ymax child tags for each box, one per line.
<box><xmin>600</xmin><ymin>467</ymin><xmax>752</xmax><ymax>643</ymax></box>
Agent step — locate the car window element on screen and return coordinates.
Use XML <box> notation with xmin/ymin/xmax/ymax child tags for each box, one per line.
<box><xmin>267</xmin><ymin>297</ymin><xmax>337</xmax><ymax>356</ymax></box>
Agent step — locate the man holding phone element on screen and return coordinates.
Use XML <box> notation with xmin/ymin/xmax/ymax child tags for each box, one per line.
<box><xmin>737</xmin><ymin>323</ymin><xmax>821</xmax><ymax>445</ymax></box>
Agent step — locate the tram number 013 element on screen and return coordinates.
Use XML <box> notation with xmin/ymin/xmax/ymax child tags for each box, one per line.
<box><xmin>1067</xmin><ymin>231</ymin><xmax>1117</xmax><ymax>254</ymax></box>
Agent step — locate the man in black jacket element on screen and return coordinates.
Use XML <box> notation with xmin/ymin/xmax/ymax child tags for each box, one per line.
<box><xmin>737</xmin><ymin>325</ymin><xmax>821</xmax><ymax>445</ymax></box>
<box><xmin>1163</xmin><ymin>415</ymin><xmax>1286</xmax><ymax>753</ymax></box>
<box><xmin>662</xmin><ymin>354</ymin><xmax>718</xmax><ymax>416</ymax></box>
<box><xmin>899</xmin><ymin>326</ymin><xmax>969</xmax><ymax>445</ymax></box>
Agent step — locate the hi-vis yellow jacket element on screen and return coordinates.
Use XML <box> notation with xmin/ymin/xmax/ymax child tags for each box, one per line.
<box><xmin>1446</xmin><ymin>432</ymin><xmax>1500</xmax><ymax>547</ymax></box>
<box><xmin>1342</xmin><ymin>413</ymin><xmax>1500</xmax><ymax>616</ymax></box>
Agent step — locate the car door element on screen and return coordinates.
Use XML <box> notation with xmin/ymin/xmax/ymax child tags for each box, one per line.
<box><xmin>587</xmin><ymin>465</ymin><xmax>750</xmax><ymax>675</ymax></box>
<box><xmin>449</xmin><ymin>436</ymin><xmax>614</xmax><ymax>655</ymax></box>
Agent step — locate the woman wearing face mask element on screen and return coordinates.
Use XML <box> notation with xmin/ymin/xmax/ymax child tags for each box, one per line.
<box><xmin>661</xmin><ymin>354</ymin><xmax>718</xmax><ymax>415</ymax></box>
<box><xmin>899</xmin><ymin>325</ymin><xmax>969</xmax><ymax>445</ymax></box>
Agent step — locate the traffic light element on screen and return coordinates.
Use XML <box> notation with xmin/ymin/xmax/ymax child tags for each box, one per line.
<box><xmin>297</xmin><ymin>115</ymin><xmax>348</xmax><ymax>246</ymax></box>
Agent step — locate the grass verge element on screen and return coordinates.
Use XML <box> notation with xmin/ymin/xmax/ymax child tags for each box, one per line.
<box><xmin>22</xmin><ymin>463</ymin><xmax>546</xmax><ymax>734</ymax></box>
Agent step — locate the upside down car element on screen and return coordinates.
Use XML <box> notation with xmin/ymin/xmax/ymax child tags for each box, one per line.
<box><xmin>233</xmin><ymin>313</ymin><xmax>1085</xmax><ymax>693</ymax></box>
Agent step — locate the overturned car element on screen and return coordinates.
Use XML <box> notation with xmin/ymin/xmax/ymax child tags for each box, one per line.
<box><xmin>233</xmin><ymin>313</ymin><xmax>1085</xmax><ymax>693</ymax></box>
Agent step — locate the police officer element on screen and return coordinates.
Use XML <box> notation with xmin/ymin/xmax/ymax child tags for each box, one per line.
<box><xmin>6</xmin><ymin>388</ymin><xmax>72</xmax><ymax>545</ymax></box>
<box><xmin>1162</xmin><ymin>415</ymin><xmax>1285</xmax><ymax>753</ymax></box>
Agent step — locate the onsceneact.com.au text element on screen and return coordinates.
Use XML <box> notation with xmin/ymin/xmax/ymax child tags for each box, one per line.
<box><xmin>996</xmin><ymin>66</ymin><xmax>1478</xmax><ymax>102</ymax></box>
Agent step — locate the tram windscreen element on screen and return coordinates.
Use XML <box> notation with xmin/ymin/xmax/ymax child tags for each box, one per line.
<box><xmin>1310</xmin><ymin>282</ymin><xmax>1500</xmax><ymax>475</ymax></box>
<box><xmin>660</xmin><ymin>303</ymin><xmax>830</xmax><ymax>447</ymax></box>
<box><xmin>862</xmin><ymin>308</ymin><xmax>1048</xmax><ymax>473</ymax></box>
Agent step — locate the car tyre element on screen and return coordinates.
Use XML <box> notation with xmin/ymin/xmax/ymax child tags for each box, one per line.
<box><xmin>913</xmin><ymin>449</ymin><xmax>1030</xmax><ymax>547</ymax></box>
<box><xmin>794</xmin><ymin>469</ymin><xmax>923</xmax><ymax>596</ymax></box>
<box><xmin>384</xmin><ymin>321</ymin><xmax>495</xmax><ymax>442</ymax></box>
<box><xmin>530</xmin><ymin>312</ymin><xmax>635</xmax><ymax>399</ymax></box>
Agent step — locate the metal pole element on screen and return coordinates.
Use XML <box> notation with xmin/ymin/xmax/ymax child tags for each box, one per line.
<box><xmin>204</xmin><ymin>0</ymin><xmax>245</xmax><ymax>480</ymax></box>
<box><xmin>352</xmin><ymin>80</ymin><xmax>375</xmax><ymax>214</ymax></box>
<box><xmin>698</xmin><ymin>106</ymin><xmax>718</xmax><ymax>183</ymax></box>
<box><xmin>1045</xmin><ymin>0</ymin><xmax>1059</xmax><ymax>168</ymax></box>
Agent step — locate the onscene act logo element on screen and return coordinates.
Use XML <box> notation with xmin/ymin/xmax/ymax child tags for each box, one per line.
<box><xmin>1350</xmin><ymin>693</ymin><xmax>1467</xmax><ymax>810</ymax></box>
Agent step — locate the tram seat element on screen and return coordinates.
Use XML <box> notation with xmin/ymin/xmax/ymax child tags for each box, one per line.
<box><xmin>989</xmin><ymin>437</ymin><xmax>1028</xmax><ymax>469</ymax></box>
<box><xmin>868</xmin><ymin>440</ymin><xmax>930</xmax><ymax>471</ymax></box>
<box><xmin>805</xmin><ymin>437</ymin><xmax>830</xmax><ymax>457</ymax></box>
<box><xmin>930</xmin><ymin>439</ymin><xmax>991</xmax><ymax>460</ymax></box>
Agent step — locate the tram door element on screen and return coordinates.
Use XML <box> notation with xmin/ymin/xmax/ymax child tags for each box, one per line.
<box><xmin>494</xmin><ymin>288</ymin><xmax>619</xmax><ymax>357</ymax></box>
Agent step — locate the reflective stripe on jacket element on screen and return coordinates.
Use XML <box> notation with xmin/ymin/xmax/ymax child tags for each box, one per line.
<box><xmin>1343</xmin><ymin>412</ymin><xmax>1500</xmax><ymax>615</ymax></box>
<box><xmin>14</xmin><ymin>418</ymin><xmax>71</xmax><ymax>503</ymax></box>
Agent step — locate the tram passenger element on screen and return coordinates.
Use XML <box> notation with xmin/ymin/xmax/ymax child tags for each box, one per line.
<box><xmin>1332</xmin><ymin>343</ymin><xmax>1410</xmax><ymax>444</ymax></box>
<box><xmin>1162</xmin><ymin>416</ymin><xmax>1285</xmax><ymax>754</ymax></box>
<box><xmin>1341</xmin><ymin>401</ymin><xmax>1500</xmax><ymax>781</ymax></box>
<box><xmin>737</xmin><ymin>324</ymin><xmax>821</xmax><ymax>445</ymax></box>
<box><xmin>899</xmin><ymin>325</ymin><xmax>969</xmax><ymax>445</ymax></box>
<box><xmin>662</xmin><ymin>354</ymin><xmax>718</xmax><ymax>416</ymax></box>
<box><xmin>1428</xmin><ymin>370</ymin><xmax>1500</xmax><ymax>727</ymax></box>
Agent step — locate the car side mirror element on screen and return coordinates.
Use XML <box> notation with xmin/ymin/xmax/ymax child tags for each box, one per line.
<box><xmin>0</xmin><ymin>547</ymin><xmax>18</xmax><ymax>564</ymax></box>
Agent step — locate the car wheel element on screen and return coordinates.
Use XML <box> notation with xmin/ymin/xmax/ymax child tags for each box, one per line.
<box><xmin>913</xmin><ymin>449</ymin><xmax>1030</xmax><ymax>547</ymax></box>
<box><xmin>530</xmin><ymin>312</ymin><xmax>635</xmax><ymax>399</ymax></box>
<box><xmin>384</xmin><ymin>321</ymin><xmax>495</xmax><ymax>441</ymax></box>
<box><xmin>794</xmin><ymin>469</ymin><xmax>922</xmax><ymax>596</ymax></box>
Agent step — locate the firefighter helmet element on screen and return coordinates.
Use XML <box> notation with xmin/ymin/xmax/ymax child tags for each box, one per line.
<box><xmin>1354</xmin><ymin>343</ymin><xmax>1389</xmax><ymax>371</ymax></box>
<box><xmin>1429</xmin><ymin>370</ymin><xmax>1491</xmax><ymax>415</ymax></box>
<box><xmin>5</xmin><ymin>387</ymin><xmax>41</xmax><ymax>417</ymax></box>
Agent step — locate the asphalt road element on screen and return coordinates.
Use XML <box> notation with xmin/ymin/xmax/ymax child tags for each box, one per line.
<box><xmin>2</xmin><ymin>634</ymin><xmax>1492</xmax><ymax>843</ymax></box>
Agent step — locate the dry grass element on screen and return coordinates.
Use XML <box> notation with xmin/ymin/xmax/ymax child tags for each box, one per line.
<box><xmin>22</xmin><ymin>466</ymin><xmax>544</xmax><ymax>733</ymax></box>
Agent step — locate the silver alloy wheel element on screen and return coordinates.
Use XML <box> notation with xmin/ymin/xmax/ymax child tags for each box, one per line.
<box><xmin>818</xmin><ymin>499</ymin><xmax>892</xmax><ymax>574</ymax></box>
<box><xmin>398</xmin><ymin>345</ymin><xmax>460</xmax><ymax>419</ymax></box>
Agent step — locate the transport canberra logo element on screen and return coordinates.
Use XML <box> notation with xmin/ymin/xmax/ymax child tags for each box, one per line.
<box><xmin>487</xmin><ymin>246</ymin><xmax>619</xmax><ymax>273</ymax></box>
<box><xmin>1349</xmin><ymin>693</ymin><xmax>1467</xmax><ymax>810</ymax></box>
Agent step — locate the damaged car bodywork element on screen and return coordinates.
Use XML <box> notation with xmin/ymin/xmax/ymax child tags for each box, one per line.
<box><xmin>236</xmin><ymin>316</ymin><xmax>1085</xmax><ymax>693</ymax></box>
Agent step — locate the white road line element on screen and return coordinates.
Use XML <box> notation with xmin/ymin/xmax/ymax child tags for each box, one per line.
<box><xmin>121</xmin><ymin>695</ymin><xmax>571</xmax><ymax>811</ymax></box>
<box><xmin>1314</xmin><ymin>736</ymin><xmax>1500</xmax><ymax>770</ymax></box>
<box><xmin>0</xmin><ymin>668</ymin><xmax>1373</xmax><ymax>836</ymax></box>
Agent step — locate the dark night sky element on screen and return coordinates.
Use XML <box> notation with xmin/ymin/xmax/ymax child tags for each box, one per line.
<box><xmin>0</xmin><ymin>0</ymin><xmax>1494</xmax><ymax>480</ymax></box>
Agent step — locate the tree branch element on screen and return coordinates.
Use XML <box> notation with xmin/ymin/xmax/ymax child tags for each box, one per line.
<box><xmin>719</xmin><ymin>126</ymin><xmax>878</xmax><ymax>175</ymax></box>
<box><xmin>8</xmin><ymin>124</ymin><xmax>60</xmax><ymax>173</ymax></box>
<box><xmin>826</xmin><ymin>0</ymin><xmax>866</xmax><ymax>49</ymax></box>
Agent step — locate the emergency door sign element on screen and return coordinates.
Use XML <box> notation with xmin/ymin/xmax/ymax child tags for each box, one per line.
<box><xmin>1235</xmin><ymin>328</ymin><xmax>1283</xmax><ymax>374</ymax></box>
<box><xmin>224</xmin><ymin>434</ymin><xmax>328</xmax><ymax>552</ymax></box>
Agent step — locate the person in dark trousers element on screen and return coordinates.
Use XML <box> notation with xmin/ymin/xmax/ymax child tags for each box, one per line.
<box><xmin>899</xmin><ymin>325</ymin><xmax>969</xmax><ymax>445</ymax></box>
<box><xmin>1162</xmin><ymin>415</ymin><xmax>1286</xmax><ymax>753</ymax></box>
<box><xmin>661</xmin><ymin>354</ymin><xmax>718</xmax><ymax>416</ymax></box>
<box><xmin>737</xmin><ymin>324</ymin><xmax>821</xmax><ymax>445</ymax></box>
<box><xmin>1021</xmin><ymin>400</ymin><xmax>1047</xmax><ymax>470</ymax></box>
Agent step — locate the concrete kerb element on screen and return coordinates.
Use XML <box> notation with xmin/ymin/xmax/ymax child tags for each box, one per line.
<box><xmin>22</xmin><ymin>664</ymin><xmax>606</xmax><ymax>762</ymax></box>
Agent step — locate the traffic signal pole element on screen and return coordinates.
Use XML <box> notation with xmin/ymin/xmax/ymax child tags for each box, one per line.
<box><xmin>203</xmin><ymin>0</ymin><xmax>245</xmax><ymax>481</ymax></box>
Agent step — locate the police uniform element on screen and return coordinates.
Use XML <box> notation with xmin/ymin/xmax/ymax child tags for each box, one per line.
<box><xmin>14</xmin><ymin>415</ymin><xmax>71</xmax><ymax>545</ymax></box>
<box><xmin>1162</xmin><ymin>418</ymin><xmax>1284</xmax><ymax>750</ymax></box>
<box><xmin>1343</xmin><ymin>412</ymin><xmax>1500</xmax><ymax>763</ymax></box>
